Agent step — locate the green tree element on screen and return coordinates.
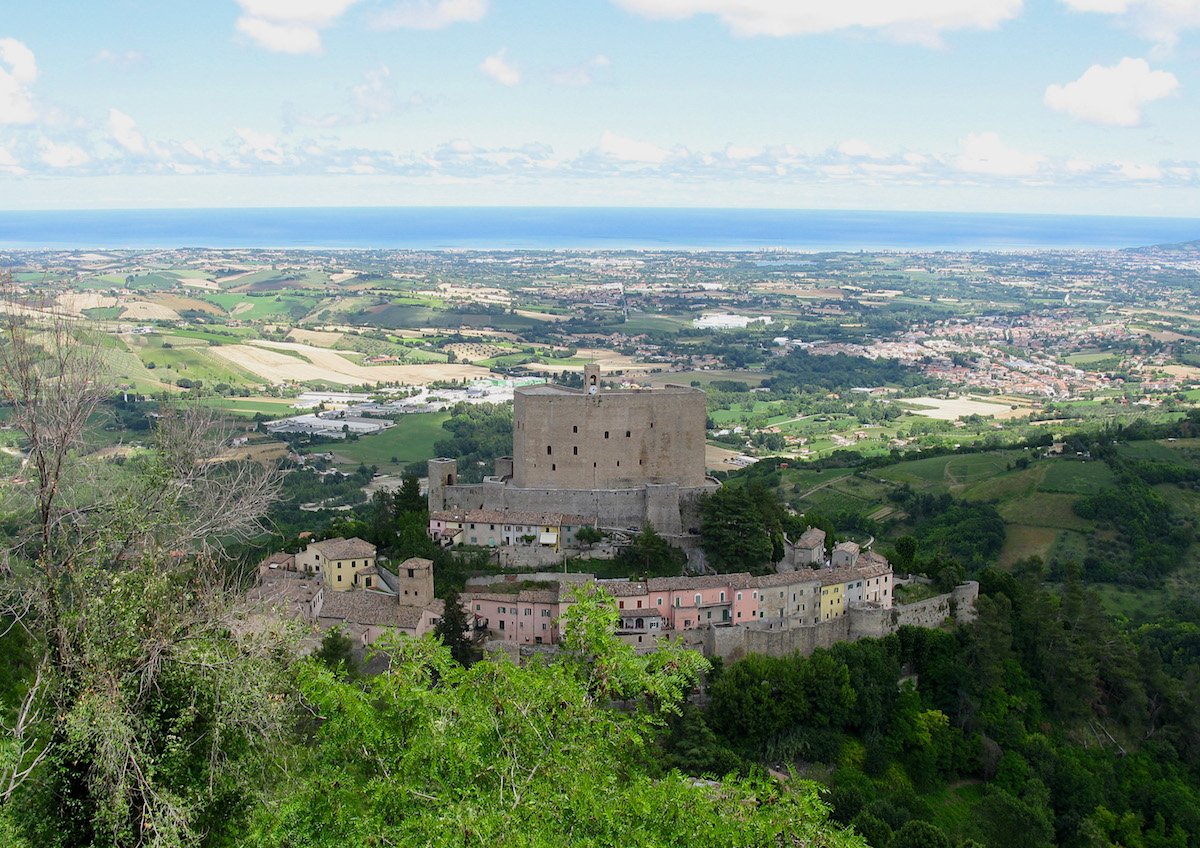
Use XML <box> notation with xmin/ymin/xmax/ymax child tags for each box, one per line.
<box><xmin>393</xmin><ymin>474</ymin><xmax>425</xmax><ymax>514</ymax></box>
<box><xmin>0</xmin><ymin>321</ymin><xmax>294</xmax><ymax>847</ymax></box>
<box><xmin>575</xmin><ymin>524</ymin><xmax>604</xmax><ymax>550</ymax></box>
<box><xmin>891</xmin><ymin>536</ymin><xmax>918</xmax><ymax>572</ymax></box>
<box><xmin>433</xmin><ymin>589</ymin><xmax>473</xmax><ymax>665</ymax></box>
<box><xmin>616</xmin><ymin>522</ymin><xmax>687</xmax><ymax>577</ymax></box>
<box><xmin>241</xmin><ymin>590</ymin><xmax>864</xmax><ymax>848</ymax></box>
<box><xmin>975</xmin><ymin>787</ymin><xmax>1053</xmax><ymax>848</ymax></box>
<box><xmin>889</xmin><ymin>820</ymin><xmax>952</xmax><ymax>848</ymax></box>
<box><xmin>700</xmin><ymin>485</ymin><xmax>775</xmax><ymax>572</ymax></box>
<box><xmin>849</xmin><ymin>811</ymin><xmax>892</xmax><ymax>848</ymax></box>
<box><xmin>315</xmin><ymin>627</ymin><xmax>357</xmax><ymax>676</ymax></box>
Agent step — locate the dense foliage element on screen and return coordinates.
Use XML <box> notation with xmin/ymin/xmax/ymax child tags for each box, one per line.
<box><xmin>766</xmin><ymin>350</ymin><xmax>932</xmax><ymax>394</ymax></box>
<box><xmin>661</xmin><ymin>562</ymin><xmax>1200</xmax><ymax>848</ymax></box>
<box><xmin>699</xmin><ymin>481</ymin><xmax>791</xmax><ymax>572</ymax></box>
<box><xmin>614</xmin><ymin>522</ymin><xmax>688</xmax><ymax>578</ymax></box>
<box><xmin>239</xmin><ymin>587</ymin><xmax>860</xmax><ymax>847</ymax></box>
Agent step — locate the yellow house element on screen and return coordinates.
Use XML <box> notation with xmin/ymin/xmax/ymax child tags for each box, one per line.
<box><xmin>819</xmin><ymin>581</ymin><xmax>845</xmax><ymax>621</ymax></box>
<box><xmin>296</xmin><ymin>537</ymin><xmax>377</xmax><ymax>592</ymax></box>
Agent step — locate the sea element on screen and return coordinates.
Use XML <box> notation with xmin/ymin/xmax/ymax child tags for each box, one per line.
<box><xmin>0</xmin><ymin>207</ymin><xmax>1197</xmax><ymax>252</ymax></box>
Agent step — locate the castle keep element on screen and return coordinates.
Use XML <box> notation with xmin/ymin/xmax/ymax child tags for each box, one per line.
<box><xmin>428</xmin><ymin>365</ymin><xmax>719</xmax><ymax>543</ymax></box>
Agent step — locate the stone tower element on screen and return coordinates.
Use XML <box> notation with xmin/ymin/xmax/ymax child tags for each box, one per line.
<box><xmin>395</xmin><ymin>557</ymin><xmax>434</xmax><ymax>607</ymax></box>
<box><xmin>427</xmin><ymin>457</ymin><xmax>457</xmax><ymax>511</ymax></box>
<box><xmin>510</xmin><ymin>379</ymin><xmax>707</xmax><ymax>490</ymax></box>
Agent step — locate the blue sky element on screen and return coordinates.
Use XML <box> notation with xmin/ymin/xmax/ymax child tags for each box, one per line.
<box><xmin>1</xmin><ymin>0</ymin><xmax>1198</xmax><ymax>214</ymax></box>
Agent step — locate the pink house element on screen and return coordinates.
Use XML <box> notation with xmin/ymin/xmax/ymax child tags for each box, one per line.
<box><xmin>466</xmin><ymin>587</ymin><xmax>568</xmax><ymax>646</ymax></box>
<box><xmin>460</xmin><ymin>551</ymin><xmax>893</xmax><ymax>651</ymax></box>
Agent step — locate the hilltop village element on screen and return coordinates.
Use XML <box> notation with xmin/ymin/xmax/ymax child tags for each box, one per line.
<box><xmin>255</xmin><ymin>366</ymin><xmax>977</xmax><ymax>660</ymax></box>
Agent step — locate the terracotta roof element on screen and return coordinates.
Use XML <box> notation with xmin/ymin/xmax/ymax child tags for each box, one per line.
<box><xmin>319</xmin><ymin>592</ymin><xmax>435</xmax><ymax>630</ymax></box>
<box><xmin>646</xmin><ymin>573</ymin><xmax>755</xmax><ymax>591</ymax></box>
<box><xmin>796</xmin><ymin>528</ymin><xmax>826</xmax><ymax>549</ymax></box>
<box><xmin>754</xmin><ymin>571</ymin><xmax>822</xmax><ymax>588</ymax></box>
<box><xmin>463</xmin><ymin>587</ymin><xmax>565</xmax><ymax>604</ymax></box>
<box><xmin>398</xmin><ymin>557</ymin><xmax>434</xmax><ymax>570</ymax></box>
<box><xmin>310</xmin><ymin>537</ymin><xmax>376</xmax><ymax>560</ymax></box>
<box><xmin>599</xmin><ymin>580</ymin><xmax>648</xmax><ymax>596</ymax></box>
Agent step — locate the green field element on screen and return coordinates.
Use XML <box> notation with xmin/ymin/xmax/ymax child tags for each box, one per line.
<box><xmin>875</xmin><ymin>451</ymin><xmax>1021</xmax><ymax>492</ymax></box>
<box><xmin>134</xmin><ymin>339</ymin><xmax>258</xmax><ymax>386</ymax></box>
<box><xmin>169</xmin><ymin>326</ymin><xmax>260</xmax><ymax>344</ymax></box>
<box><xmin>997</xmin><ymin>525</ymin><xmax>1064</xmax><ymax>567</ymax></box>
<box><xmin>619</xmin><ymin>313</ymin><xmax>693</xmax><ymax>333</ymax></box>
<box><xmin>82</xmin><ymin>306</ymin><xmax>122</xmax><ymax>320</ymax></box>
<box><xmin>330</xmin><ymin>413</ymin><xmax>450</xmax><ymax>471</ymax></box>
<box><xmin>924</xmin><ymin>782</ymin><xmax>987</xmax><ymax>844</ymax></box>
<box><xmin>1115</xmin><ymin>439</ymin><xmax>1180</xmax><ymax>462</ymax></box>
<box><xmin>645</xmin><ymin>370</ymin><xmax>769</xmax><ymax>388</ymax></box>
<box><xmin>194</xmin><ymin>397</ymin><xmax>301</xmax><ymax>417</ymax></box>
<box><xmin>997</xmin><ymin>492</ymin><xmax>1092</xmax><ymax>531</ymax></box>
<box><xmin>1038</xmin><ymin>459</ymin><xmax>1114</xmax><ymax>493</ymax></box>
<box><xmin>201</xmin><ymin>293</ymin><xmax>320</xmax><ymax>321</ymax></box>
<box><xmin>792</xmin><ymin>473</ymin><xmax>895</xmax><ymax>516</ymax></box>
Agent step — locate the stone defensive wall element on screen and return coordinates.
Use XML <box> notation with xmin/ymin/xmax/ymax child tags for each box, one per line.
<box><xmin>688</xmin><ymin>581</ymin><xmax>980</xmax><ymax>662</ymax></box>
<box><xmin>429</xmin><ymin>458</ymin><xmax>717</xmax><ymax>537</ymax></box>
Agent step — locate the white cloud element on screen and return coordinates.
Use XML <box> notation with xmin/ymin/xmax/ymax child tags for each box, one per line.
<box><xmin>1117</xmin><ymin>160</ymin><xmax>1162</xmax><ymax>180</ymax></box>
<box><xmin>479</xmin><ymin>49</ymin><xmax>520</xmax><ymax>86</ymax></box>
<box><xmin>724</xmin><ymin>143</ymin><xmax>762</xmax><ymax>160</ymax></box>
<box><xmin>549</xmin><ymin>54</ymin><xmax>611</xmax><ymax>87</ymax></box>
<box><xmin>108</xmin><ymin>108</ymin><xmax>147</xmax><ymax>154</ymax></box>
<box><xmin>609</xmin><ymin>0</ymin><xmax>1023</xmax><ymax>44</ymax></box>
<box><xmin>1044</xmin><ymin>58</ymin><xmax>1177</xmax><ymax>126</ymax></box>
<box><xmin>954</xmin><ymin>131</ymin><xmax>1044</xmax><ymax>176</ymax></box>
<box><xmin>0</xmin><ymin>145</ymin><xmax>23</xmax><ymax>174</ymax></box>
<box><xmin>235</xmin><ymin>127</ymin><xmax>287</xmax><ymax>164</ymax></box>
<box><xmin>0</xmin><ymin>38</ymin><xmax>38</xmax><ymax>125</ymax></box>
<box><xmin>352</xmin><ymin>64</ymin><xmax>397</xmax><ymax>119</ymax></box>
<box><xmin>838</xmin><ymin>138</ymin><xmax>886</xmax><ymax>158</ymax></box>
<box><xmin>597</xmin><ymin>130</ymin><xmax>672</xmax><ymax>164</ymax></box>
<box><xmin>373</xmin><ymin>0</ymin><xmax>488</xmax><ymax>29</ymax></box>
<box><xmin>1060</xmin><ymin>0</ymin><xmax>1200</xmax><ymax>47</ymax></box>
<box><xmin>93</xmin><ymin>49</ymin><xmax>147</xmax><ymax>70</ymax></box>
<box><xmin>1062</xmin><ymin>0</ymin><xmax>1129</xmax><ymax>10</ymax></box>
<box><xmin>285</xmin><ymin>64</ymin><xmax>423</xmax><ymax>129</ymax></box>
<box><xmin>236</xmin><ymin>17</ymin><xmax>323</xmax><ymax>54</ymax></box>
<box><xmin>39</xmin><ymin>140</ymin><xmax>90</xmax><ymax>169</ymax></box>
<box><xmin>235</xmin><ymin>0</ymin><xmax>360</xmax><ymax>54</ymax></box>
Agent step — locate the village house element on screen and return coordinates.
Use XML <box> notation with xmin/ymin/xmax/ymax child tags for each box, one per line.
<box><xmin>253</xmin><ymin>542</ymin><xmax>445</xmax><ymax>648</ymax></box>
<box><xmin>831</xmin><ymin>540</ymin><xmax>861</xmax><ymax>568</ymax></box>
<box><xmin>781</xmin><ymin>527</ymin><xmax>826</xmax><ymax>569</ymax></box>
<box><xmin>428</xmin><ymin>509</ymin><xmax>591</xmax><ymax>551</ymax></box>
<box><xmin>459</xmin><ymin>550</ymin><xmax>896</xmax><ymax>653</ymax></box>
<box><xmin>295</xmin><ymin>537</ymin><xmax>378</xmax><ymax>591</ymax></box>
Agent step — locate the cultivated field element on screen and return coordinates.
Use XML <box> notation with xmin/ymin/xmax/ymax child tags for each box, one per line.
<box><xmin>288</xmin><ymin>328</ymin><xmax>345</xmax><ymax>347</ymax></box>
<box><xmin>57</xmin><ymin>292</ymin><xmax>118</xmax><ymax>315</ymax></box>
<box><xmin>209</xmin><ymin>340</ymin><xmax>492</xmax><ymax>386</ymax></box>
<box><xmin>900</xmin><ymin>396</ymin><xmax>1030</xmax><ymax>420</ymax></box>
<box><xmin>122</xmin><ymin>300</ymin><xmax>181</xmax><ymax>320</ymax></box>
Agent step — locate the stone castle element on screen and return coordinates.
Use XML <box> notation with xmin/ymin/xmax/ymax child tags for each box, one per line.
<box><xmin>427</xmin><ymin>365</ymin><xmax>719</xmax><ymax>553</ymax></box>
<box><xmin>253</xmin><ymin>365</ymin><xmax>978</xmax><ymax>661</ymax></box>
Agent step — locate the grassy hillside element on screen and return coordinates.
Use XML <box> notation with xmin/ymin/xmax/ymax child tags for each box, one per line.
<box><xmin>330</xmin><ymin>412</ymin><xmax>450</xmax><ymax>472</ymax></box>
